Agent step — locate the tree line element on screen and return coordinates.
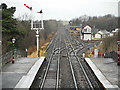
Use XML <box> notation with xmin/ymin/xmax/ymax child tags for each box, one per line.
<box><xmin>1</xmin><ymin>3</ymin><xmax>58</xmax><ymax>54</ymax></box>
<box><xmin>70</xmin><ymin>14</ymin><xmax>118</xmax><ymax>32</ymax></box>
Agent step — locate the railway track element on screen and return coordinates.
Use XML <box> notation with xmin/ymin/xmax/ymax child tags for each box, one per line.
<box><xmin>39</xmin><ymin>28</ymin><xmax>62</xmax><ymax>89</ymax></box>
<box><xmin>62</xmin><ymin>29</ymin><xmax>92</xmax><ymax>89</ymax></box>
<box><xmin>32</xmin><ymin>26</ymin><xmax>104</xmax><ymax>89</ymax></box>
<box><xmin>64</xmin><ymin>28</ymin><xmax>103</xmax><ymax>89</ymax></box>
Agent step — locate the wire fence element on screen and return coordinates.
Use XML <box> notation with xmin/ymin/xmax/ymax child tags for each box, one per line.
<box><xmin>0</xmin><ymin>49</ymin><xmax>26</xmax><ymax>67</ymax></box>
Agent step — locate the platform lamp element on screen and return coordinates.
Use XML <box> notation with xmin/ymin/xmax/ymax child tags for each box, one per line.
<box><xmin>117</xmin><ymin>39</ymin><xmax>120</xmax><ymax>65</ymax></box>
<box><xmin>12</xmin><ymin>37</ymin><xmax>15</xmax><ymax>64</ymax></box>
<box><xmin>0</xmin><ymin>41</ymin><xmax>1</xmax><ymax>45</ymax></box>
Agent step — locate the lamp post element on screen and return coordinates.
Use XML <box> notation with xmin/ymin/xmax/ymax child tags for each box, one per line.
<box><xmin>117</xmin><ymin>40</ymin><xmax>120</xmax><ymax>65</ymax></box>
<box><xmin>12</xmin><ymin>37</ymin><xmax>15</xmax><ymax>64</ymax></box>
<box><xmin>0</xmin><ymin>41</ymin><xmax>1</xmax><ymax>45</ymax></box>
<box><xmin>26</xmin><ymin>48</ymin><xmax>27</xmax><ymax>57</ymax></box>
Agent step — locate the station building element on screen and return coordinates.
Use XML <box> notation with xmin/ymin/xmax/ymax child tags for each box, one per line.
<box><xmin>81</xmin><ymin>25</ymin><xmax>92</xmax><ymax>40</ymax></box>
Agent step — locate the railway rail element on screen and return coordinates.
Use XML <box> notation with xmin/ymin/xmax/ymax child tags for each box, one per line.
<box><xmin>32</xmin><ymin>26</ymin><xmax>104</xmax><ymax>89</ymax></box>
<box><xmin>64</xmin><ymin>28</ymin><xmax>103</xmax><ymax>89</ymax></box>
<box><xmin>39</xmin><ymin>29</ymin><xmax>62</xmax><ymax>89</ymax></box>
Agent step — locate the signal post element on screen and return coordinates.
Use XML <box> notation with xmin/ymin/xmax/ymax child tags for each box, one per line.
<box><xmin>24</xmin><ymin>4</ymin><xmax>44</xmax><ymax>57</ymax></box>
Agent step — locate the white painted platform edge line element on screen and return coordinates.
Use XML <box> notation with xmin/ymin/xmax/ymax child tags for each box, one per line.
<box><xmin>27</xmin><ymin>57</ymin><xmax>45</xmax><ymax>75</ymax></box>
<box><xmin>85</xmin><ymin>58</ymin><xmax>116</xmax><ymax>89</ymax></box>
<box><xmin>14</xmin><ymin>76</ymin><xmax>26</xmax><ymax>88</ymax></box>
<box><xmin>15</xmin><ymin>57</ymin><xmax>45</xmax><ymax>88</ymax></box>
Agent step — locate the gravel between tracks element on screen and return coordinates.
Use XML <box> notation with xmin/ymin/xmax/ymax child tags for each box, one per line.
<box><xmin>60</xmin><ymin>49</ymin><xmax>74</xmax><ymax>88</ymax></box>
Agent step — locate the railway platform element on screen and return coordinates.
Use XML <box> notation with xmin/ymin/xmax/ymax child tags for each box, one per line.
<box><xmin>2</xmin><ymin>57</ymin><xmax>45</xmax><ymax>89</ymax></box>
<box><xmin>85</xmin><ymin>58</ymin><xmax>119</xmax><ymax>89</ymax></box>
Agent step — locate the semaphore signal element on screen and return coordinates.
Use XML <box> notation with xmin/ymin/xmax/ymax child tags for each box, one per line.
<box><xmin>24</xmin><ymin>4</ymin><xmax>32</xmax><ymax>10</ymax></box>
<box><xmin>24</xmin><ymin>3</ymin><xmax>44</xmax><ymax>57</ymax></box>
<box><xmin>37</xmin><ymin>10</ymin><xmax>43</xmax><ymax>13</ymax></box>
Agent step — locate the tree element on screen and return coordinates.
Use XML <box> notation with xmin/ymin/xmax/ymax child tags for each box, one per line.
<box><xmin>1</xmin><ymin>3</ymin><xmax>59</xmax><ymax>55</ymax></box>
<box><xmin>70</xmin><ymin>14</ymin><xmax>118</xmax><ymax>31</ymax></box>
<box><xmin>1</xmin><ymin>3</ymin><xmax>23</xmax><ymax>54</ymax></box>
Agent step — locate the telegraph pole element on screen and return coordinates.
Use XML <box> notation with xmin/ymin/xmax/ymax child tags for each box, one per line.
<box><xmin>80</xmin><ymin>24</ymin><xmax>82</xmax><ymax>40</ymax></box>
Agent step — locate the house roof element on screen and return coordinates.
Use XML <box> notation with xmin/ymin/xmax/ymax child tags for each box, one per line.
<box><xmin>82</xmin><ymin>25</ymin><xmax>92</xmax><ymax>33</ymax></box>
<box><xmin>82</xmin><ymin>25</ymin><xmax>92</xmax><ymax>29</ymax></box>
<box><xmin>115</xmin><ymin>28</ymin><xmax>120</xmax><ymax>32</ymax></box>
<box><xmin>92</xmin><ymin>29</ymin><xmax>99</xmax><ymax>34</ymax></box>
<box><xmin>97</xmin><ymin>30</ymin><xmax>110</xmax><ymax>35</ymax></box>
<box><xmin>112</xmin><ymin>30</ymin><xmax>116</xmax><ymax>33</ymax></box>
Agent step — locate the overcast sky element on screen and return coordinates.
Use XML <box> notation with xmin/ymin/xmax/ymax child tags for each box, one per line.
<box><xmin>0</xmin><ymin>0</ymin><xmax>120</xmax><ymax>20</ymax></box>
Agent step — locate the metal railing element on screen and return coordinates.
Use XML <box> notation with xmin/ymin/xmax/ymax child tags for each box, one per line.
<box><xmin>0</xmin><ymin>49</ymin><xmax>26</xmax><ymax>67</ymax></box>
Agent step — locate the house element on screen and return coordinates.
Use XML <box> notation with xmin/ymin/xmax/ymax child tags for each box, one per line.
<box><xmin>115</xmin><ymin>28</ymin><xmax>120</xmax><ymax>32</ymax></box>
<box><xmin>109</xmin><ymin>28</ymin><xmax>120</xmax><ymax>37</ymax></box>
<box><xmin>111</xmin><ymin>30</ymin><xmax>116</xmax><ymax>36</ymax></box>
<box><xmin>109</xmin><ymin>30</ymin><xmax>116</xmax><ymax>37</ymax></box>
<box><xmin>95</xmin><ymin>33</ymin><xmax>102</xmax><ymax>38</ymax></box>
<box><xmin>95</xmin><ymin>30</ymin><xmax>110</xmax><ymax>39</ymax></box>
<box><xmin>92</xmin><ymin>28</ymin><xmax>99</xmax><ymax>39</ymax></box>
<box><xmin>81</xmin><ymin>25</ymin><xmax>92</xmax><ymax>40</ymax></box>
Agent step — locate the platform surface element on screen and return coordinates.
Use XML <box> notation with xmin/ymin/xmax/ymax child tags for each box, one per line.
<box><xmin>85</xmin><ymin>58</ymin><xmax>119</xmax><ymax>89</ymax></box>
<box><xmin>2</xmin><ymin>57</ymin><xmax>44</xmax><ymax>89</ymax></box>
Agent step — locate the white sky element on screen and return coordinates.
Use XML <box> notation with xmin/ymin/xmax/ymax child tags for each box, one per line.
<box><xmin>0</xmin><ymin>0</ymin><xmax>120</xmax><ymax>20</ymax></box>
